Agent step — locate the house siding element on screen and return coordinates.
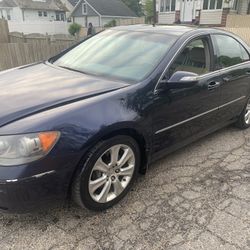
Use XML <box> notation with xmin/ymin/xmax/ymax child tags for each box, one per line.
<box><xmin>8</xmin><ymin>20</ymin><xmax>69</xmax><ymax>34</ymax></box>
<box><xmin>73</xmin><ymin>1</ymin><xmax>98</xmax><ymax>17</ymax></box>
<box><xmin>238</xmin><ymin>0</ymin><xmax>250</xmax><ymax>15</ymax></box>
<box><xmin>74</xmin><ymin>16</ymin><xmax>86</xmax><ymax>25</ymax></box>
<box><xmin>88</xmin><ymin>16</ymin><xmax>100</xmax><ymax>26</ymax></box>
<box><xmin>60</xmin><ymin>0</ymin><xmax>74</xmax><ymax>18</ymax></box>
<box><xmin>158</xmin><ymin>12</ymin><xmax>175</xmax><ymax>24</ymax></box>
<box><xmin>23</xmin><ymin>9</ymin><xmax>61</xmax><ymax>21</ymax></box>
<box><xmin>199</xmin><ymin>10</ymin><xmax>223</xmax><ymax>25</ymax></box>
<box><xmin>12</xmin><ymin>7</ymin><xmax>23</xmax><ymax>21</ymax></box>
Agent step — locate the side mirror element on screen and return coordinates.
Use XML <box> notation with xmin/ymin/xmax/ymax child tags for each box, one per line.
<box><xmin>159</xmin><ymin>71</ymin><xmax>199</xmax><ymax>90</ymax></box>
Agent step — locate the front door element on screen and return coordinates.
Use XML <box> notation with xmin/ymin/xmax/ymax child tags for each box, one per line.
<box><xmin>181</xmin><ymin>0</ymin><xmax>194</xmax><ymax>22</ymax></box>
<box><xmin>152</xmin><ymin>36</ymin><xmax>221</xmax><ymax>159</ymax></box>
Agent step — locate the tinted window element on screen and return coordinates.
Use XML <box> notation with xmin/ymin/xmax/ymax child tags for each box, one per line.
<box><xmin>169</xmin><ymin>38</ymin><xmax>211</xmax><ymax>76</ymax></box>
<box><xmin>212</xmin><ymin>35</ymin><xmax>250</xmax><ymax>68</ymax></box>
<box><xmin>53</xmin><ymin>30</ymin><xmax>177</xmax><ymax>83</ymax></box>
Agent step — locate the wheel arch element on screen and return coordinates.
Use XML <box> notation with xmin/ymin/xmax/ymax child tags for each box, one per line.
<box><xmin>67</xmin><ymin>125</ymin><xmax>152</xmax><ymax>200</ymax></box>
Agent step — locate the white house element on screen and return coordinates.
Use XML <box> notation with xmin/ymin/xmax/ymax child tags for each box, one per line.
<box><xmin>158</xmin><ymin>0</ymin><xmax>250</xmax><ymax>26</ymax></box>
<box><xmin>0</xmin><ymin>0</ymin><xmax>69</xmax><ymax>34</ymax></box>
<box><xmin>69</xmin><ymin>0</ymin><xmax>137</xmax><ymax>27</ymax></box>
<box><xmin>60</xmin><ymin>0</ymin><xmax>75</xmax><ymax>19</ymax></box>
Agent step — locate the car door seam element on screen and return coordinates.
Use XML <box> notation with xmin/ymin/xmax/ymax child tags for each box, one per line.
<box><xmin>155</xmin><ymin>96</ymin><xmax>246</xmax><ymax>134</ymax></box>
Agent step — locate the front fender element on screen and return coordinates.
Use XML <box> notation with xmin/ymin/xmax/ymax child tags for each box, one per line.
<box><xmin>0</xmin><ymin>87</ymin><xmax>153</xmax><ymax>165</ymax></box>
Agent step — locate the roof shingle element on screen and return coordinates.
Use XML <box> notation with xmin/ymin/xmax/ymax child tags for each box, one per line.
<box><xmin>0</xmin><ymin>0</ymin><xmax>17</xmax><ymax>8</ymax></box>
<box><xmin>73</xmin><ymin>0</ymin><xmax>137</xmax><ymax>17</ymax></box>
<box><xmin>0</xmin><ymin>0</ymin><xmax>68</xmax><ymax>11</ymax></box>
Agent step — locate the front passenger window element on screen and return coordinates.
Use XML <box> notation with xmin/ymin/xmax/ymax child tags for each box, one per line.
<box><xmin>169</xmin><ymin>38</ymin><xmax>211</xmax><ymax>77</ymax></box>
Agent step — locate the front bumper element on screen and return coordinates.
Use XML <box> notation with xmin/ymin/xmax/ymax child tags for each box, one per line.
<box><xmin>0</xmin><ymin>169</ymin><xmax>71</xmax><ymax>213</ymax></box>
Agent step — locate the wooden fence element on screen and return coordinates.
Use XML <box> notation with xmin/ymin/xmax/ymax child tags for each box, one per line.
<box><xmin>116</xmin><ymin>17</ymin><xmax>146</xmax><ymax>26</ymax></box>
<box><xmin>0</xmin><ymin>43</ymin><xmax>73</xmax><ymax>70</ymax></box>
<box><xmin>0</xmin><ymin>16</ymin><xmax>147</xmax><ymax>71</ymax></box>
<box><xmin>0</xmin><ymin>19</ymin><xmax>78</xmax><ymax>71</ymax></box>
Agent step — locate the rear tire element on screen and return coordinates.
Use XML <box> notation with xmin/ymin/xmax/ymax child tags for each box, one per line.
<box><xmin>235</xmin><ymin>97</ymin><xmax>250</xmax><ymax>129</ymax></box>
<box><xmin>72</xmin><ymin>135</ymin><xmax>140</xmax><ymax>211</ymax></box>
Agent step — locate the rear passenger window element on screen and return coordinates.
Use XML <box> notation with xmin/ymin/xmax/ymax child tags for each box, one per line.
<box><xmin>212</xmin><ymin>35</ymin><xmax>250</xmax><ymax>68</ymax></box>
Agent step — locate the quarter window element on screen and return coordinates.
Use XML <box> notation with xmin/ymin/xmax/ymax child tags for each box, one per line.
<box><xmin>212</xmin><ymin>35</ymin><xmax>250</xmax><ymax>68</ymax></box>
<box><xmin>169</xmin><ymin>38</ymin><xmax>211</xmax><ymax>76</ymax></box>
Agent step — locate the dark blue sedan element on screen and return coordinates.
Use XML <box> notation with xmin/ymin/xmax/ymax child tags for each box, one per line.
<box><xmin>0</xmin><ymin>25</ymin><xmax>250</xmax><ymax>213</ymax></box>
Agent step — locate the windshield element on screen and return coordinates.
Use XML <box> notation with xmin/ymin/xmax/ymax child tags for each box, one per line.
<box><xmin>53</xmin><ymin>30</ymin><xmax>177</xmax><ymax>83</ymax></box>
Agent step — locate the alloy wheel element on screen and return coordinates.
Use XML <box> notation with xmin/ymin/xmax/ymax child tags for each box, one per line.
<box><xmin>88</xmin><ymin>144</ymin><xmax>135</xmax><ymax>203</ymax></box>
<box><xmin>245</xmin><ymin>101</ymin><xmax>250</xmax><ymax>124</ymax></box>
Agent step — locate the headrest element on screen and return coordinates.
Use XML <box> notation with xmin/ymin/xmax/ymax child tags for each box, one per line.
<box><xmin>190</xmin><ymin>47</ymin><xmax>205</xmax><ymax>64</ymax></box>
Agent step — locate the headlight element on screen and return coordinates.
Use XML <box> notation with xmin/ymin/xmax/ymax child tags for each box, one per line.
<box><xmin>0</xmin><ymin>131</ymin><xmax>60</xmax><ymax>166</ymax></box>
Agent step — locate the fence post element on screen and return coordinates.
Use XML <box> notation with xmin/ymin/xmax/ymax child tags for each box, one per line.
<box><xmin>21</xmin><ymin>32</ymin><xmax>26</xmax><ymax>43</ymax></box>
<box><xmin>0</xmin><ymin>19</ymin><xmax>10</xmax><ymax>43</ymax></box>
<box><xmin>45</xmin><ymin>32</ymin><xmax>50</xmax><ymax>45</ymax></box>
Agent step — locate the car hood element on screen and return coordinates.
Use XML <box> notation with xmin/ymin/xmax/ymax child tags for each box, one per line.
<box><xmin>0</xmin><ymin>63</ymin><xmax>129</xmax><ymax>128</ymax></box>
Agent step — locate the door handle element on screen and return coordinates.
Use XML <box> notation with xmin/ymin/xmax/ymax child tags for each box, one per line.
<box><xmin>246</xmin><ymin>71</ymin><xmax>250</xmax><ymax>76</ymax></box>
<box><xmin>208</xmin><ymin>81</ymin><xmax>220</xmax><ymax>91</ymax></box>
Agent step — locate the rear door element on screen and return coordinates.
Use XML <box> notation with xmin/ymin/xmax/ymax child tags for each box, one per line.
<box><xmin>211</xmin><ymin>34</ymin><xmax>250</xmax><ymax>122</ymax></box>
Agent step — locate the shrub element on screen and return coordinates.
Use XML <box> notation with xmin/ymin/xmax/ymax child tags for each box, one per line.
<box><xmin>68</xmin><ymin>23</ymin><xmax>82</xmax><ymax>36</ymax></box>
<box><xmin>104</xmin><ymin>19</ymin><xmax>117</xmax><ymax>28</ymax></box>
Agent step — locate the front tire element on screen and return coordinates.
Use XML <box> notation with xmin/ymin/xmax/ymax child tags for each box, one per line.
<box><xmin>235</xmin><ymin>97</ymin><xmax>250</xmax><ymax>129</ymax></box>
<box><xmin>72</xmin><ymin>135</ymin><xmax>140</xmax><ymax>211</ymax></box>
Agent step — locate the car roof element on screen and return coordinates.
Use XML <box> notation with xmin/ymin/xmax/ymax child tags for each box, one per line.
<box><xmin>110</xmin><ymin>25</ymin><xmax>250</xmax><ymax>53</ymax></box>
<box><xmin>111</xmin><ymin>24</ymin><xmax>223</xmax><ymax>37</ymax></box>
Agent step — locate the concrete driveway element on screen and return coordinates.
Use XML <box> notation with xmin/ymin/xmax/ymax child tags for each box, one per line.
<box><xmin>0</xmin><ymin>126</ymin><xmax>250</xmax><ymax>250</ymax></box>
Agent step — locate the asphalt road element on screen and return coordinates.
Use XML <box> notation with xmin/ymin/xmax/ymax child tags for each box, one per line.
<box><xmin>0</xmin><ymin>126</ymin><xmax>250</xmax><ymax>250</ymax></box>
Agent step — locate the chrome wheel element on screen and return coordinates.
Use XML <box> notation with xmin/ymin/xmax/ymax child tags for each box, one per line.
<box><xmin>245</xmin><ymin>102</ymin><xmax>250</xmax><ymax>124</ymax></box>
<box><xmin>88</xmin><ymin>144</ymin><xmax>135</xmax><ymax>203</ymax></box>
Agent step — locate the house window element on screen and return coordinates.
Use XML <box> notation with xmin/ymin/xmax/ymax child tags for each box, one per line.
<box><xmin>6</xmin><ymin>10</ymin><xmax>11</xmax><ymax>20</ymax></box>
<box><xmin>43</xmin><ymin>11</ymin><xmax>47</xmax><ymax>17</ymax></box>
<box><xmin>82</xmin><ymin>3</ymin><xmax>87</xmax><ymax>14</ymax></box>
<box><xmin>61</xmin><ymin>13</ymin><xmax>65</xmax><ymax>21</ymax></box>
<box><xmin>232</xmin><ymin>0</ymin><xmax>239</xmax><ymax>10</ymax></box>
<box><xmin>203</xmin><ymin>0</ymin><xmax>222</xmax><ymax>10</ymax></box>
<box><xmin>160</xmin><ymin>0</ymin><xmax>164</xmax><ymax>12</ymax></box>
<box><xmin>38</xmin><ymin>11</ymin><xmax>42</xmax><ymax>17</ymax></box>
<box><xmin>56</xmin><ymin>13</ymin><xmax>60</xmax><ymax>21</ymax></box>
<box><xmin>160</xmin><ymin>0</ymin><xmax>175</xmax><ymax>12</ymax></box>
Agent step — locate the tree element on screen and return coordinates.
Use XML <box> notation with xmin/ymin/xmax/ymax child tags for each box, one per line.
<box><xmin>68</xmin><ymin>23</ymin><xmax>81</xmax><ymax>37</ymax></box>
<box><xmin>144</xmin><ymin>0</ymin><xmax>154</xmax><ymax>23</ymax></box>
<box><xmin>122</xmin><ymin>0</ymin><xmax>143</xmax><ymax>16</ymax></box>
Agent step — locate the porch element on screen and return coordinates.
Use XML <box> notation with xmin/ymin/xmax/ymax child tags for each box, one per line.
<box><xmin>158</xmin><ymin>0</ymin><xmax>250</xmax><ymax>26</ymax></box>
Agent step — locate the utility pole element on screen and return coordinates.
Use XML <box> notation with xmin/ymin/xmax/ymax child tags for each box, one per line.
<box><xmin>153</xmin><ymin>0</ymin><xmax>157</xmax><ymax>26</ymax></box>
